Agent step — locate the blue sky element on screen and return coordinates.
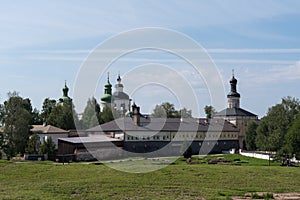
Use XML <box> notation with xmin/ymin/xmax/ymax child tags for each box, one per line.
<box><xmin>0</xmin><ymin>0</ymin><xmax>300</xmax><ymax>118</ymax></box>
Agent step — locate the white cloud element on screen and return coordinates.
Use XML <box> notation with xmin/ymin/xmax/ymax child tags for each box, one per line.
<box><xmin>246</xmin><ymin>61</ymin><xmax>300</xmax><ymax>83</ymax></box>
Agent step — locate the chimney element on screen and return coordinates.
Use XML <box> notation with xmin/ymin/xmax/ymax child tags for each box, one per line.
<box><xmin>132</xmin><ymin>103</ymin><xmax>140</xmax><ymax>126</ymax></box>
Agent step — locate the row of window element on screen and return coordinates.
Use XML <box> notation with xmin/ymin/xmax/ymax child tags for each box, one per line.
<box><xmin>126</xmin><ymin>133</ymin><xmax>238</xmax><ymax>141</ymax></box>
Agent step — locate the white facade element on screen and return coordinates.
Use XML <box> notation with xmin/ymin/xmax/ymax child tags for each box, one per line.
<box><xmin>112</xmin><ymin>75</ymin><xmax>130</xmax><ymax>112</ymax></box>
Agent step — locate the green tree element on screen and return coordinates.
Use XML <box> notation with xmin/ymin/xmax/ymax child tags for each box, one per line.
<box><xmin>40</xmin><ymin>98</ymin><xmax>57</xmax><ymax>123</ymax></box>
<box><xmin>152</xmin><ymin>104</ymin><xmax>167</xmax><ymax>118</ymax></box>
<box><xmin>179</xmin><ymin>108</ymin><xmax>192</xmax><ymax>118</ymax></box>
<box><xmin>2</xmin><ymin>92</ymin><xmax>33</xmax><ymax>158</ymax></box>
<box><xmin>32</xmin><ymin>108</ymin><xmax>43</xmax><ymax>125</ymax></box>
<box><xmin>204</xmin><ymin>105</ymin><xmax>215</xmax><ymax>119</ymax></box>
<box><xmin>39</xmin><ymin>137</ymin><xmax>56</xmax><ymax>157</ymax></box>
<box><xmin>80</xmin><ymin>97</ymin><xmax>101</xmax><ymax>129</ymax></box>
<box><xmin>255</xmin><ymin>96</ymin><xmax>300</xmax><ymax>151</ymax></box>
<box><xmin>25</xmin><ymin>134</ymin><xmax>40</xmax><ymax>154</ymax></box>
<box><xmin>285</xmin><ymin>113</ymin><xmax>300</xmax><ymax>159</ymax></box>
<box><xmin>245</xmin><ymin>121</ymin><xmax>258</xmax><ymax>150</ymax></box>
<box><xmin>152</xmin><ymin>102</ymin><xmax>191</xmax><ymax>118</ymax></box>
<box><xmin>101</xmin><ymin>106</ymin><xmax>114</xmax><ymax>124</ymax></box>
<box><xmin>47</xmin><ymin>103</ymin><xmax>77</xmax><ymax>130</ymax></box>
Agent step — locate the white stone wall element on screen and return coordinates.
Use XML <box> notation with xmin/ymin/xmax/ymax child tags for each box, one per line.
<box><xmin>239</xmin><ymin>150</ymin><xmax>273</xmax><ymax>160</ymax></box>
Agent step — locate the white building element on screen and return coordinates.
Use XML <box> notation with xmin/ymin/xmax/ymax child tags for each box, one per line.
<box><xmin>31</xmin><ymin>125</ymin><xmax>69</xmax><ymax>149</ymax></box>
<box><xmin>112</xmin><ymin>74</ymin><xmax>130</xmax><ymax>113</ymax></box>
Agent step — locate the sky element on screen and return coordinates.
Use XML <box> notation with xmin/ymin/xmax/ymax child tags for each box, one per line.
<box><xmin>0</xmin><ymin>0</ymin><xmax>300</xmax><ymax>118</ymax></box>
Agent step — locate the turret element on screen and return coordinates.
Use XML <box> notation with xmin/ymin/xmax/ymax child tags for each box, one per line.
<box><xmin>101</xmin><ymin>73</ymin><xmax>112</xmax><ymax>105</ymax></box>
<box><xmin>58</xmin><ymin>81</ymin><xmax>72</xmax><ymax>105</ymax></box>
<box><xmin>227</xmin><ymin>70</ymin><xmax>240</xmax><ymax>108</ymax></box>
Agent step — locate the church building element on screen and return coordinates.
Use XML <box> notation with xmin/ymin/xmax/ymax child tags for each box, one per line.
<box><xmin>214</xmin><ymin>71</ymin><xmax>258</xmax><ymax>149</ymax></box>
<box><xmin>112</xmin><ymin>74</ymin><xmax>130</xmax><ymax>113</ymax></box>
<box><xmin>100</xmin><ymin>73</ymin><xmax>131</xmax><ymax>114</ymax></box>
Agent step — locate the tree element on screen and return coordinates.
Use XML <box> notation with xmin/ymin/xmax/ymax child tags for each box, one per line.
<box><xmin>255</xmin><ymin>96</ymin><xmax>300</xmax><ymax>151</ymax></box>
<box><xmin>204</xmin><ymin>105</ymin><xmax>215</xmax><ymax>119</ymax></box>
<box><xmin>26</xmin><ymin>134</ymin><xmax>40</xmax><ymax>154</ymax></box>
<box><xmin>39</xmin><ymin>137</ymin><xmax>56</xmax><ymax>157</ymax></box>
<box><xmin>0</xmin><ymin>103</ymin><xmax>5</xmax><ymax>126</ymax></box>
<box><xmin>40</xmin><ymin>98</ymin><xmax>57</xmax><ymax>123</ymax></box>
<box><xmin>245</xmin><ymin>121</ymin><xmax>258</xmax><ymax>150</ymax></box>
<box><xmin>80</xmin><ymin>97</ymin><xmax>101</xmax><ymax>129</ymax></box>
<box><xmin>152</xmin><ymin>102</ymin><xmax>191</xmax><ymax>118</ymax></box>
<box><xmin>47</xmin><ymin>103</ymin><xmax>78</xmax><ymax>130</ymax></box>
<box><xmin>285</xmin><ymin>113</ymin><xmax>300</xmax><ymax>159</ymax></box>
<box><xmin>101</xmin><ymin>106</ymin><xmax>114</xmax><ymax>124</ymax></box>
<box><xmin>179</xmin><ymin>108</ymin><xmax>192</xmax><ymax>118</ymax></box>
<box><xmin>2</xmin><ymin>92</ymin><xmax>33</xmax><ymax>158</ymax></box>
<box><xmin>152</xmin><ymin>104</ymin><xmax>167</xmax><ymax>118</ymax></box>
<box><xmin>31</xmin><ymin>108</ymin><xmax>43</xmax><ymax>125</ymax></box>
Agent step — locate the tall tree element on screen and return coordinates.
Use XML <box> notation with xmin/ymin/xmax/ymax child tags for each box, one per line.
<box><xmin>204</xmin><ymin>105</ymin><xmax>216</xmax><ymax>119</ymax></box>
<box><xmin>101</xmin><ymin>106</ymin><xmax>114</xmax><ymax>124</ymax></box>
<box><xmin>32</xmin><ymin>108</ymin><xmax>43</xmax><ymax>125</ymax></box>
<box><xmin>80</xmin><ymin>97</ymin><xmax>101</xmax><ymax>129</ymax></box>
<box><xmin>255</xmin><ymin>96</ymin><xmax>300</xmax><ymax>151</ymax></box>
<box><xmin>2</xmin><ymin>92</ymin><xmax>33</xmax><ymax>158</ymax></box>
<box><xmin>39</xmin><ymin>137</ymin><xmax>56</xmax><ymax>157</ymax></box>
<box><xmin>25</xmin><ymin>134</ymin><xmax>40</xmax><ymax>154</ymax></box>
<box><xmin>245</xmin><ymin>121</ymin><xmax>258</xmax><ymax>150</ymax></box>
<box><xmin>285</xmin><ymin>113</ymin><xmax>300</xmax><ymax>159</ymax></box>
<box><xmin>40</xmin><ymin>98</ymin><xmax>57</xmax><ymax>123</ymax></box>
<box><xmin>46</xmin><ymin>103</ymin><xmax>77</xmax><ymax>130</ymax></box>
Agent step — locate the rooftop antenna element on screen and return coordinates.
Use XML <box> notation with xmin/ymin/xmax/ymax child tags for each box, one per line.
<box><xmin>232</xmin><ymin>69</ymin><xmax>235</xmax><ymax>77</ymax></box>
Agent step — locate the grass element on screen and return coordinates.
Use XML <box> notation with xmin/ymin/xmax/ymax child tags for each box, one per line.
<box><xmin>0</xmin><ymin>154</ymin><xmax>299</xmax><ymax>199</ymax></box>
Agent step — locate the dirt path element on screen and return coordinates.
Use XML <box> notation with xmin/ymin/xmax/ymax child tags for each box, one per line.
<box><xmin>232</xmin><ymin>192</ymin><xmax>300</xmax><ymax>200</ymax></box>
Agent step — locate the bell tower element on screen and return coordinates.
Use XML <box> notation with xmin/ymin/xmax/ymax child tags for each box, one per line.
<box><xmin>227</xmin><ymin>70</ymin><xmax>240</xmax><ymax>108</ymax></box>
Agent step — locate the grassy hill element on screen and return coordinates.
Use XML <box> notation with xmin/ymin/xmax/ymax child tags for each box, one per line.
<box><xmin>0</xmin><ymin>154</ymin><xmax>299</xmax><ymax>199</ymax></box>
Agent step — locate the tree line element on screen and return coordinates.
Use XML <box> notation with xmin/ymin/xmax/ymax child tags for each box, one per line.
<box><xmin>245</xmin><ymin>96</ymin><xmax>300</xmax><ymax>160</ymax></box>
<box><xmin>0</xmin><ymin>93</ymin><xmax>115</xmax><ymax>159</ymax></box>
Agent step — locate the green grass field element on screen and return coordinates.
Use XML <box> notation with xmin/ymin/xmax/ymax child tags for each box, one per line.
<box><xmin>0</xmin><ymin>154</ymin><xmax>299</xmax><ymax>199</ymax></box>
